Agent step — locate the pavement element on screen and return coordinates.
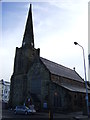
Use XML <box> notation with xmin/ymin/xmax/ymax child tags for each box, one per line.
<box><xmin>1</xmin><ymin>110</ymin><xmax>90</xmax><ymax>120</ymax></box>
<box><xmin>73</xmin><ymin>113</ymin><xmax>90</xmax><ymax>120</ymax></box>
<box><xmin>53</xmin><ymin>111</ymin><xmax>90</xmax><ymax>120</ymax></box>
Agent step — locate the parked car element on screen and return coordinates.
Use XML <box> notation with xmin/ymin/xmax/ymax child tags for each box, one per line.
<box><xmin>14</xmin><ymin>106</ymin><xmax>32</xmax><ymax>115</ymax></box>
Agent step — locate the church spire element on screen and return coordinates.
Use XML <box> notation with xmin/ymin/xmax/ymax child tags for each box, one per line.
<box><xmin>22</xmin><ymin>4</ymin><xmax>34</xmax><ymax>48</ymax></box>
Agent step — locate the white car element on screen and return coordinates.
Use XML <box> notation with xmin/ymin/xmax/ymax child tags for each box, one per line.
<box><xmin>14</xmin><ymin>106</ymin><xmax>33</xmax><ymax>115</ymax></box>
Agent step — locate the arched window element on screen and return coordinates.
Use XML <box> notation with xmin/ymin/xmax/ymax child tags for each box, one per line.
<box><xmin>54</xmin><ymin>92</ymin><xmax>61</xmax><ymax>107</ymax></box>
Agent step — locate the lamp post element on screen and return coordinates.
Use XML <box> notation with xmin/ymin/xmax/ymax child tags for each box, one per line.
<box><xmin>47</xmin><ymin>81</ymin><xmax>53</xmax><ymax>120</ymax></box>
<box><xmin>88</xmin><ymin>54</ymin><xmax>90</xmax><ymax>68</ymax></box>
<box><xmin>74</xmin><ymin>42</ymin><xmax>89</xmax><ymax>116</ymax></box>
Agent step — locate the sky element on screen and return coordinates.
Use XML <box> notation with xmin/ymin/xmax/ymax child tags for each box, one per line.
<box><xmin>88</xmin><ymin>1</ymin><xmax>90</xmax><ymax>81</ymax></box>
<box><xmin>1</xmin><ymin>0</ymin><xmax>90</xmax><ymax>82</ymax></box>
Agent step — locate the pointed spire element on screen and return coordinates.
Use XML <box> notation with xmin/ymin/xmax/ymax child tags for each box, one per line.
<box><xmin>22</xmin><ymin>4</ymin><xmax>34</xmax><ymax>48</ymax></box>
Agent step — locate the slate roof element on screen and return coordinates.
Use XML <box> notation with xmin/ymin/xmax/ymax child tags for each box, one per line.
<box><xmin>60</xmin><ymin>83</ymin><xmax>90</xmax><ymax>93</ymax></box>
<box><xmin>52</xmin><ymin>81</ymin><xmax>90</xmax><ymax>93</ymax></box>
<box><xmin>40</xmin><ymin>57</ymin><xmax>84</xmax><ymax>83</ymax></box>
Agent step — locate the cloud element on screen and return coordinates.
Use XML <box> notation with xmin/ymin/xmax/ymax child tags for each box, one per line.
<box><xmin>33</xmin><ymin>1</ymin><xmax>88</xmax><ymax>79</ymax></box>
<box><xmin>1</xmin><ymin>1</ymin><xmax>89</xmax><ymax>81</ymax></box>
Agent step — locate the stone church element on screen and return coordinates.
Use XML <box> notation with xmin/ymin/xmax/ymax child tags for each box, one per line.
<box><xmin>9</xmin><ymin>4</ymin><xmax>90</xmax><ymax>112</ymax></box>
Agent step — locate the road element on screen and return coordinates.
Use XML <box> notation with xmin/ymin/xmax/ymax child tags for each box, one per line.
<box><xmin>1</xmin><ymin>109</ymin><xmax>90</xmax><ymax>120</ymax></box>
<box><xmin>2</xmin><ymin>110</ymin><xmax>50</xmax><ymax>119</ymax></box>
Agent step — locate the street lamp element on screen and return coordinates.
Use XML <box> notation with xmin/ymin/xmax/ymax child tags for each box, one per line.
<box><xmin>88</xmin><ymin>54</ymin><xmax>90</xmax><ymax>68</ymax></box>
<box><xmin>47</xmin><ymin>81</ymin><xmax>53</xmax><ymax>120</ymax></box>
<box><xmin>74</xmin><ymin>42</ymin><xmax>89</xmax><ymax>116</ymax></box>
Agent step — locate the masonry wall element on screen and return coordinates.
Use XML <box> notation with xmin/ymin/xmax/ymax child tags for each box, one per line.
<box><xmin>51</xmin><ymin>74</ymin><xmax>85</xmax><ymax>88</ymax></box>
<box><xmin>50</xmin><ymin>74</ymin><xmax>86</xmax><ymax>111</ymax></box>
<box><xmin>26</xmin><ymin>59</ymin><xmax>87</xmax><ymax>111</ymax></box>
<box><xmin>27</xmin><ymin>58</ymin><xmax>50</xmax><ymax>109</ymax></box>
<box><xmin>13</xmin><ymin>47</ymin><xmax>39</xmax><ymax>74</ymax></box>
<box><xmin>49</xmin><ymin>82</ymin><xmax>71</xmax><ymax>111</ymax></box>
<box><xmin>10</xmin><ymin>74</ymin><xmax>27</xmax><ymax>107</ymax></box>
<box><xmin>9</xmin><ymin>45</ymin><xmax>40</xmax><ymax>108</ymax></box>
<box><xmin>27</xmin><ymin>59</ymin><xmax>73</xmax><ymax>111</ymax></box>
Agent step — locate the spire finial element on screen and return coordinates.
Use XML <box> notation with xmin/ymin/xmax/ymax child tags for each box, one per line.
<box><xmin>22</xmin><ymin>4</ymin><xmax>34</xmax><ymax>48</ymax></box>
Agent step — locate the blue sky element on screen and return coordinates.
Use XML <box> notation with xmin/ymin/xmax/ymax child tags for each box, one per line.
<box><xmin>1</xmin><ymin>0</ymin><xmax>89</xmax><ymax>81</ymax></box>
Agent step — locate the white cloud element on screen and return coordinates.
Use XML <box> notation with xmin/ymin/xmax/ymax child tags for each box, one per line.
<box><xmin>1</xmin><ymin>1</ymin><xmax>89</xmax><ymax>81</ymax></box>
<box><xmin>33</xmin><ymin>1</ymin><xmax>88</xmax><ymax>79</ymax></box>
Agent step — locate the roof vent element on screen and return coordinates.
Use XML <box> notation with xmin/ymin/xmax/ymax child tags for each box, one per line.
<box><xmin>73</xmin><ymin>67</ymin><xmax>75</xmax><ymax>71</ymax></box>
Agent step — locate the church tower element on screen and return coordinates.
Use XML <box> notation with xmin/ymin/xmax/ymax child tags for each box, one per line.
<box><xmin>9</xmin><ymin>4</ymin><xmax>40</xmax><ymax>107</ymax></box>
<box><xmin>22</xmin><ymin>4</ymin><xmax>34</xmax><ymax>48</ymax></box>
<box><xmin>13</xmin><ymin>4</ymin><xmax>40</xmax><ymax>75</ymax></box>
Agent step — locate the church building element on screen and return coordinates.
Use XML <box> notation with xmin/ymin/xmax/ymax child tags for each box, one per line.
<box><xmin>9</xmin><ymin>4</ymin><xmax>90</xmax><ymax>112</ymax></box>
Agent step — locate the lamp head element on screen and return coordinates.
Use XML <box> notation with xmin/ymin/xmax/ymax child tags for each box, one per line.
<box><xmin>74</xmin><ymin>42</ymin><xmax>78</xmax><ymax>45</ymax></box>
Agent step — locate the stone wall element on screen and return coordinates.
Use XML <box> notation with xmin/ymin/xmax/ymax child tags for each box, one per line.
<box><xmin>49</xmin><ymin>82</ymin><xmax>72</xmax><ymax>111</ymax></box>
<box><xmin>10</xmin><ymin>74</ymin><xmax>27</xmax><ymax>107</ymax></box>
<box><xmin>27</xmin><ymin>58</ymin><xmax>50</xmax><ymax>109</ymax></box>
<box><xmin>50</xmin><ymin>74</ymin><xmax>86</xmax><ymax>111</ymax></box>
<box><xmin>9</xmin><ymin>45</ymin><xmax>40</xmax><ymax>108</ymax></box>
<box><xmin>13</xmin><ymin>47</ymin><xmax>39</xmax><ymax>74</ymax></box>
<box><xmin>51</xmin><ymin>74</ymin><xmax>85</xmax><ymax>88</ymax></box>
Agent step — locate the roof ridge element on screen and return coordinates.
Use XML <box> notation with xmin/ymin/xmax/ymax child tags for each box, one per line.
<box><xmin>40</xmin><ymin>57</ymin><xmax>74</xmax><ymax>72</ymax></box>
